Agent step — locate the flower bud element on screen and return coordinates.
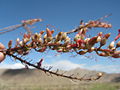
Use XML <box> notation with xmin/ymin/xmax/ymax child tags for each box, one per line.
<box><xmin>112</xmin><ymin>54</ymin><xmax>120</xmax><ymax>58</ymax></box>
<box><xmin>47</xmin><ymin>37</ymin><xmax>53</xmax><ymax>42</ymax></box>
<box><xmin>100</xmin><ymin>38</ymin><xmax>106</xmax><ymax>46</ymax></box>
<box><xmin>57</xmin><ymin>49</ymin><xmax>63</xmax><ymax>52</ymax></box>
<box><xmin>23</xmin><ymin>33</ymin><xmax>31</xmax><ymax>39</ymax></box>
<box><xmin>104</xmin><ymin>33</ymin><xmax>111</xmax><ymax>39</ymax></box>
<box><xmin>40</xmin><ymin>31</ymin><xmax>44</xmax><ymax>35</ymax></box>
<box><xmin>38</xmin><ymin>38</ymin><xmax>42</xmax><ymax>43</ymax></box>
<box><xmin>0</xmin><ymin>52</ymin><xmax>5</xmax><ymax>63</ymax></box>
<box><xmin>88</xmin><ymin>36</ymin><xmax>98</xmax><ymax>46</ymax></box>
<box><xmin>97</xmin><ymin>72</ymin><xmax>103</xmax><ymax>77</ymax></box>
<box><xmin>16</xmin><ymin>38</ymin><xmax>20</xmax><ymax>42</ymax></box>
<box><xmin>57</xmin><ymin>47</ymin><xmax>63</xmax><ymax>52</ymax></box>
<box><xmin>103</xmin><ymin>24</ymin><xmax>109</xmax><ymax>28</ymax></box>
<box><xmin>23</xmin><ymin>38</ymin><xmax>29</xmax><ymax>44</ymax></box>
<box><xmin>78</xmin><ymin>50</ymin><xmax>87</xmax><ymax>55</ymax></box>
<box><xmin>88</xmin><ymin>47</ymin><xmax>95</xmax><ymax>52</ymax></box>
<box><xmin>19</xmin><ymin>41</ymin><xmax>23</xmax><ymax>46</ymax></box>
<box><xmin>62</xmin><ymin>32</ymin><xmax>67</xmax><ymax>40</ymax></box>
<box><xmin>65</xmin><ymin>36</ymin><xmax>71</xmax><ymax>44</ymax></box>
<box><xmin>23</xmin><ymin>33</ymin><xmax>27</xmax><ymax>38</ymax></box>
<box><xmin>99</xmin><ymin>52</ymin><xmax>108</xmax><ymax>57</ymax></box>
<box><xmin>58</xmin><ymin>32</ymin><xmax>63</xmax><ymax>36</ymax></box>
<box><xmin>0</xmin><ymin>43</ymin><xmax>5</xmax><ymax>50</ymax></box>
<box><xmin>34</xmin><ymin>33</ymin><xmax>41</xmax><ymax>40</ymax></box>
<box><xmin>43</xmin><ymin>34</ymin><xmax>47</xmax><ymax>39</ymax></box>
<box><xmin>108</xmin><ymin>24</ymin><xmax>112</xmax><ymax>28</ymax></box>
<box><xmin>17</xmin><ymin>50</ymin><xmax>23</xmax><ymax>55</ymax></box>
<box><xmin>36</xmin><ymin>33</ymin><xmax>41</xmax><ymax>38</ymax></box>
<box><xmin>55</xmin><ymin>34</ymin><xmax>62</xmax><ymax>41</ymax></box>
<box><xmin>8</xmin><ymin>40</ymin><xmax>12</xmax><ymax>48</ymax></box>
<box><xmin>69</xmin><ymin>44</ymin><xmax>77</xmax><ymax>48</ymax></box>
<box><xmin>116</xmin><ymin>41</ymin><xmax>120</xmax><ymax>48</ymax></box>
<box><xmin>84</xmin><ymin>38</ymin><xmax>90</xmax><ymax>43</ymax></box>
<box><xmin>51</xmin><ymin>30</ymin><xmax>54</xmax><ymax>34</ymax></box>
<box><xmin>98</xmin><ymin>32</ymin><xmax>103</xmax><ymax>36</ymax></box>
<box><xmin>97</xmin><ymin>36</ymin><xmax>101</xmax><ymax>42</ymax></box>
<box><xmin>46</xmin><ymin>28</ymin><xmax>52</xmax><ymax>37</ymax></box>
<box><xmin>108</xmin><ymin>41</ymin><xmax>115</xmax><ymax>49</ymax></box>
<box><xmin>114</xmin><ymin>51</ymin><xmax>120</xmax><ymax>54</ymax></box>
<box><xmin>66</xmin><ymin>44</ymin><xmax>72</xmax><ymax>49</ymax></box>
<box><xmin>31</xmin><ymin>35</ymin><xmax>35</xmax><ymax>41</ymax></box>
<box><xmin>76</xmin><ymin>39</ymin><xmax>84</xmax><ymax>47</ymax></box>
<box><xmin>114</xmin><ymin>34</ymin><xmax>120</xmax><ymax>41</ymax></box>
<box><xmin>74</xmin><ymin>34</ymin><xmax>81</xmax><ymax>41</ymax></box>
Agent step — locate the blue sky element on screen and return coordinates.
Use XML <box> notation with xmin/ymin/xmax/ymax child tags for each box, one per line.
<box><xmin>0</xmin><ymin>0</ymin><xmax>120</xmax><ymax>73</ymax></box>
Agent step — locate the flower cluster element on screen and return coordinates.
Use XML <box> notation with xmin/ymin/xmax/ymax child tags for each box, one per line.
<box><xmin>87</xmin><ymin>20</ymin><xmax>112</xmax><ymax>28</ymax></box>
<box><xmin>4</xmin><ymin>27</ymin><xmax>120</xmax><ymax>60</ymax></box>
<box><xmin>0</xmin><ymin>18</ymin><xmax>119</xmax><ymax>63</ymax></box>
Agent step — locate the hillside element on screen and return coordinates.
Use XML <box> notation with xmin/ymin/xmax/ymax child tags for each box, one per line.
<box><xmin>0</xmin><ymin>68</ymin><xmax>120</xmax><ymax>90</ymax></box>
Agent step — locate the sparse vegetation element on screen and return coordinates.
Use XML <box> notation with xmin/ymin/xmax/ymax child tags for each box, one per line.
<box><xmin>89</xmin><ymin>83</ymin><xmax>120</xmax><ymax>90</ymax></box>
<box><xmin>0</xmin><ymin>81</ymin><xmax>120</xmax><ymax>90</ymax></box>
<box><xmin>0</xmin><ymin>69</ymin><xmax>120</xmax><ymax>90</ymax></box>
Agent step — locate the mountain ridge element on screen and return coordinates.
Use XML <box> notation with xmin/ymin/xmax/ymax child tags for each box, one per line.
<box><xmin>0</xmin><ymin>68</ymin><xmax>120</xmax><ymax>83</ymax></box>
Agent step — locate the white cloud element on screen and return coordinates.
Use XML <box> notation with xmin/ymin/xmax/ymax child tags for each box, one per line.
<box><xmin>87</xmin><ymin>64</ymin><xmax>120</xmax><ymax>73</ymax></box>
<box><xmin>43</xmin><ymin>60</ymin><xmax>85</xmax><ymax>70</ymax></box>
<box><xmin>0</xmin><ymin>60</ymin><xmax>120</xmax><ymax>73</ymax></box>
<box><xmin>0</xmin><ymin>63</ymin><xmax>25</xmax><ymax>69</ymax></box>
<box><xmin>43</xmin><ymin>60</ymin><xmax>120</xmax><ymax>73</ymax></box>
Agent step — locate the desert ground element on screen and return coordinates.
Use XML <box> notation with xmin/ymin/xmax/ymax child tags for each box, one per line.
<box><xmin>0</xmin><ymin>68</ymin><xmax>120</xmax><ymax>90</ymax></box>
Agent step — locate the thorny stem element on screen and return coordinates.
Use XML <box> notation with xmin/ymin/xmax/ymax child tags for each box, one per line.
<box><xmin>6</xmin><ymin>52</ymin><xmax>102</xmax><ymax>81</ymax></box>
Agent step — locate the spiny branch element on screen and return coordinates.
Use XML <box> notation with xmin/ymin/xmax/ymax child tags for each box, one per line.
<box><xmin>6</xmin><ymin>53</ymin><xmax>103</xmax><ymax>81</ymax></box>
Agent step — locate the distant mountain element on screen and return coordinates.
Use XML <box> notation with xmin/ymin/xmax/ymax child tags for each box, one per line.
<box><xmin>0</xmin><ymin>68</ymin><xmax>120</xmax><ymax>84</ymax></box>
<box><xmin>0</xmin><ymin>68</ymin><xmax>120</xmax><ymax>90</ymax></box>
<box><xmin>67</xmin><ymin>68</ymin><xmax>120</xmax><ymax>83</ymax></box>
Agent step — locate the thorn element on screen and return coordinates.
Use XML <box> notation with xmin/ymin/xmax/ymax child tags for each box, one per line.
<box><xmin>55</xmin><ymin>69</ymin><xmax>59</xmax><ymax>73</ymax></box>
<box><xmin>25</xmin><ymin>64</ymin><xmax>29</xmax><ymax>69</ymax></box>
<box><xmin>37</xmin><ymin>58</ymin><xmax>44</xmax><ymax>68</ymax></box>
<box><xmin>47</xmin><ymin>66</ymin><xmax>53</xmax><ymax>71</ymax></box>
<box><xmin>80</xmin><ymin>20</ymin><xmax>84</xmax><ymax>25</ymax></box>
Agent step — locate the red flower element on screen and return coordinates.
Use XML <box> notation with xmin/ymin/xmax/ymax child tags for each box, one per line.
<box><xmin>76</xmin><ymin>39</ymin><xmax>84</xmax><ymax>47</ymax></box>
<box><xmin>70</xmin><ymin>44</ymin><xmax>77</xmax><ymax>48</ymax></box>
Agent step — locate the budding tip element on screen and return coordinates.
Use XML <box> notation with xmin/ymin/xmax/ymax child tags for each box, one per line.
<box><xmin>97</xmin><ymin>72</ymin><xmax>103</xmax><ymax>77</ymax></box>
